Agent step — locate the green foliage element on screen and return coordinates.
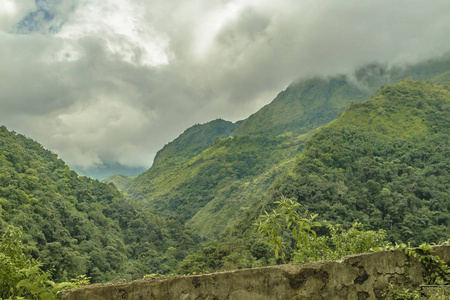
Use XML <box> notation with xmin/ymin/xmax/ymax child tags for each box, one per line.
<box><xmin>255</xmin><ymin>196</ymin><xmax>388</xmax><ymax>263</ymax></box>
<box><xmin>383</xmin><ymin>283</ymin><xmax>449</xmax><ymax>300</ymax></box>
<box><xmin>428</xmin><ymin>71</ymin><xmax>450</xmax><ymax>87</ymax></box>
<box><xmin>383</xmin><ymin>283</ymin><xmax>424</xmax><ymax>300</ymax></box>
<box><xmin>255</xmin><ymin>196</ymin><xmax>321</xmax><ymax>261</ymax></box>
<box><xmin>125</xmin><ymin>61</ymin><xmax>450</xmax><ymax>243</ymax></box>
<box><xmin>0</xmin><ymin>125</ymin><xmax>200</xmax><ymax>283</ymax></box>
<box><xmin>126</xmin><ymin>119</ymin><xmax>239</xmax><ymax>200</ymax></box>
<box><xmin>384</xmin><ymin>282</ymin><xmax>450</xmax><ymax>300</ymax></box>
<box><xmin>177</xmin><ymin>237</ymin><xmax>273</xmax><ymax>274</ymax></box>
<box><xmin>381</xmin><ymin>242</ymin><xmax>449</xmax><ymax>285</ymax></box>
<box><xmin>235</xmin><ymin>55</ymin><xmax>450</xmax><ymax>138</ymax></box>
<box><xmin>0</xmin><ymin>226</ymin><xmax>90</xmax><ymax>300</ymax></box>
<box><xmin>267</xmin><ymin>80</ymin><xmax>450</xmax><ymax>245</ymax></box>
<box><xmin>293</xmin><ymin>222</ymin><xmax>388</xmax><ymax>263</ymax></box>
<box><xmin>126</xmin><ymin>129</ymin><xmax>308</xmax><ymax>238</ymax></box>
<box><xmin>381</xmin><ymin>242</ymin><xmax>450</xmax><ymax>300</ymax></box>
<box><xmin>101</xmin><ymin>174</ymin><xmax>131</xmax><ymax>192</ymax></box>
<box><xmin>234</xmin><ymin>76</ymin><xmax>369</xmax><ymax>137</ymax></box>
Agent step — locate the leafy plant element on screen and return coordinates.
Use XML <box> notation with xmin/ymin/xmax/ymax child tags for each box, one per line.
<box><xmin>293</xmin><ymin>222</ymin><xmax>388</xmax><ymax>263</ymax></box>
<box><xmin>381</xmin><ymin>241</ymin><xmax>449</xmax><ymax>299</ymax></box>
<box><xmin>255</xmin><ymin>195</ymin><xmax>321</xmax><ymax>262</ymax></box>
<box><xmin>0</xmin><ymin>226</ymin><xmax>90</xmax><ymax>300</ymax></box>
<box><xmin>255</xmin><ymin>196</ymin><xmax>389</xmax><ymax>263</ymax></box>
<box><xmin>383</xmin><ymin>282</ymin><xmax>450</xmax><ymax>300</ymax></box>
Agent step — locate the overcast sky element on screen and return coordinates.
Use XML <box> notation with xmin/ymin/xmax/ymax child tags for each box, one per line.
<box><xmin>2</xmin><ymin>0</ymin><xmax>450</xmax><ymax>177</ymax></box>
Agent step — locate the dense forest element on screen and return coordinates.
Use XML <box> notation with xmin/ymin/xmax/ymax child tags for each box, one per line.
<box><xmin>0</xmin><ymin>126</ymin><xmax>200</xmax><ymax>283</ymax></box>
<box><xmin>268</xmin><ymin>80</ymin><xmax>450</xmax><ymax>244</ymax></box>
<box><xmin>174</xmin><ymin>79</ymin><xmax>450</xmax><ymax>272</ymax></box>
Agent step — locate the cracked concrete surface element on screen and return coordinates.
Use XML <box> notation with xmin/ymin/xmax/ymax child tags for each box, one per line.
<box><xmin>63</xmin><ymin>245</ymin><xmax>450</xmax><ymax>300</ymax></box>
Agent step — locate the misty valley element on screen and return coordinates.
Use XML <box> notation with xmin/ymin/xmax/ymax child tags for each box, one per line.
<box><xmin>1</xmin><ymin>56</ymin><xmax>450</xmax><ymax>299</ymax></box>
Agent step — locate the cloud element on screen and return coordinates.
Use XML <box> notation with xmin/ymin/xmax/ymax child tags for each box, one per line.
<box><xmin>0</xmin><ymin>0</ymin><xmax>35</xmax><ymax>31</ymax></box>
<box><xmin>2</xmin><ymin>0</ymin><xmax>450</xmax><ymax>176</ymax></box>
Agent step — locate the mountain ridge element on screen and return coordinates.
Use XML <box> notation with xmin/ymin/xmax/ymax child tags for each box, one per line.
<box><xmin>123</xmin><ymin>56</ymin><xmax>450</xmax><ymax>238</ymax></box>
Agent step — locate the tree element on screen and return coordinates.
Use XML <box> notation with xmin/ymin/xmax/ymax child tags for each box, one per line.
<box><xmin>0</xmin><ymin>226</ymin><xmax>89</xmax><ymax>300</ymax></box>
<box><xmin>255</xmin><ymin>196</ymin><xmax>321</xmax><ymax>262</ymax></box>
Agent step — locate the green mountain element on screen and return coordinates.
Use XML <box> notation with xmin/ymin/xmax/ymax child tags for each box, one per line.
<box><xmin>124</xmin><ymin>117</ymin><xmax>313</xmax><ymax>238</ymax></box>
<box><xmin>235</xmin><ymin>54</ymin><xmax>450</xmax><ymax>138</ymax></box>
<box><xmin>3</xmin><ymin>56</ymin><xmax>450</xmax><ymax>281</ymax></box>
<box><xmin>125</xmin><ymin>56</ymin><xmax>450</xmax><ymax>239</ymax></box>
<box><xmin>126</xmin><ymin>119</ymin><xmax>240</xmax><ymax>200</ymax></box>
<box><xmin>175</xmin><ymin>77</ymin><xmax>450</xmax><ymax>274</ymax></box>
<box><xmin>102</xmin><ymin>174</ymin><xmax>131</xmax><ymax>191</ymax></box>
<box><xmin>428</xmin><ymin>70</ymin><xmax>450</xmax><ymax>86</ymax></box>
<box><xmin>0</xmin><ymin>126</ymin><xmax>199</xmax><ymax>283</ymax></box>
<box><xmin>128</xmin><ymin>132</ymin><xmax>311</xmax><ymax>232</ymax></box>
<box><xmin>233</xmin><ymin>75</ymin><xmax>368</xmax><ymax>137</ymax></box>
<box><xmin>260</xmin><ymin>79</ymin><xmax>450</xmax><ymax>244</ymax></box>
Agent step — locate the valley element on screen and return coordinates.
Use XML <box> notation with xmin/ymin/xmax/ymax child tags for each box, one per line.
<box><xmin>1</xmin><ymin>56</ymin><xmax>450</xmax><ymax>291</ymax></box>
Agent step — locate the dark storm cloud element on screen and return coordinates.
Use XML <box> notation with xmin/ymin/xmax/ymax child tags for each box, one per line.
<box><xmin>2</xmin><ymin>0</ymin><xmax>450</xmax><ymax>174</ymax></box>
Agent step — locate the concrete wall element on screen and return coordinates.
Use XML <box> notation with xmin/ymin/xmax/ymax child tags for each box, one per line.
<box><xmin>63</xmin><ymin>245</ymin><xmax>450</xmax><ymax>300</ymax></box>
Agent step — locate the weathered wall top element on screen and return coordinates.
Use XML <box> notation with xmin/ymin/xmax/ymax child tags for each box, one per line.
<box><xmin>63</xmin><ymin>245</ymin><xmax>450</xmax><ymax>300</ymax></box>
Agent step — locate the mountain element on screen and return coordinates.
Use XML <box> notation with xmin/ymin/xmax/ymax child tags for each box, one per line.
<box><xmin>73</xmin><ymin>162</ymin><xmax>147</xmax><ymax>181</ymax></box>
<box><xmin>102</xmin><ymin>174</ymin><xmax>131</xmax><ymax>191</ymax></box>
<box><xmin>174</xmin><ymin>77</ymin><xmax>450</xmax><ymax>274</ymax></box>
<box><xmin>428</xmin><ymin>70</ymin><xmax>450</xmax><ymax>86</ymax></box>
<box><xmin>127</xmin><ymin>130</ymin><xmax>311</xmax><ymax>237</ymax></box>
<box><xmin>0</xmin><ymin>126</ymin><xmax>200</xmax><ymax>283</ymax></box>
<box><xmin>260</xmin><ymin>79</ymin><xmax>450</xmax><ymax>244</ymax></box>
<box><xmin>125</xmin><ymin>56</ymin><xmax>450</xmax><ymax>239</ymax></box>
<box><xmin>124</xmin><ymin>116</ymin><xmax>313</xmax><ymax>238</ymax></box>
<box><xmin>3</xmin><ymin>57</ymin><xmax>450</xmax><ymax>281</ymax></box>
<box><xmin>233</xmin><ymin>75</ymin><xmax>368</xmax><ymax>137</ymax></box>
<box><xmin>235</xmin><ymin>53</ymin><xmax>450</xmax><ymax>138</ymax></box>
<box><xmin>125</xmin><ymin>119</ymin><xmax>240</xmax><ymax>200</ymax></box>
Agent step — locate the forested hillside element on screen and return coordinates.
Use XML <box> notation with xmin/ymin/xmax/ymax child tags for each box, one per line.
<box><xmin>234</xmin><ymin>54</ymin><xmax>450</xmax><ymax>138</ymax></box>
<box><xmin>102</xmin><ymin>174</ymin><xmax>131</xmax><ymax>191</ymax></box>
<box><xmin>125</xmin><ymin>122</ymin><xmax>313</xmax><ymax>237</ymax></box>
<box><xmin>125</xmin><ymin>56</ymin><xmax>450</xmax><ymax>239</ymax></box>
<box><xmin>233</xmin><ymin>76</ymin><xmax>368</xmax><ymax>137</ymax></box>
<box><xmin>264</xmin><ymin>80</ymin><xmax>450</xmax><ymax>244</ymax></box>
<box><xmin>125</xmin><ymin>119</ymin><xmax>240</xmax><ymax>200</ymax></box>
<box><xmin>176</xmin><ymin>78</ymin><xmax>450</xmax><ymax>273</ymax></box>
<box><xmin>0</xmin><ymin>126</ymin><xmax>200</xmax><ymax>283</ymax></box>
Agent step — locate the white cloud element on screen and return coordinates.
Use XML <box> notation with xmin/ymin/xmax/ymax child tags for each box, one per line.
<box><xmin>0</xmin><ymin>0</ymin><xmax>35</xmax><ymax>31</ymax></box>
<box><xmin>18</xmin><ymin>97</ymin><xmax>157</xmax><ymax>168</ymax></box>
<box><xmin>2</xmin><ymin>0</ymin><xmax>450</xmax><ymax>176</ymax></box>
<box><xmin>55</xmin><ymin>0</ymin><xmax>169</xmax><ymax>66</ymax></box>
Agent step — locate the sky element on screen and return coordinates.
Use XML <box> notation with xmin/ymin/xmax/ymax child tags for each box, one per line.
<box><xmin>1</xmin><ymin>0</ymin><xmax>450</xmax><ymax>179</ymax></box>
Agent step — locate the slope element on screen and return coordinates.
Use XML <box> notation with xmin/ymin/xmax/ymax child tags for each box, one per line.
<box><xmin>125</xmin><ymin>119</ymin><xmax>240</xmax><ymax>200</ymax></box>
<box><xmin>261</xmin><ymin>80</ymin><xmax>450</xmax><ymax>244</ymax></box>
<box><xmin>102</xmin><ymin>174</ymin><xmax>131</xmax><ymax>191</ymax></box>
<box><xmin>234</xmin><ymin>54</ymin><xmax>450</xmax><ymax>138</ymax></box>
<box><xmin>125</xmin><ymin>57</ymin><xmax>450</xmax><ymax>239</ymax></box>
<box><xmin>233</xmin><ymin>75</ymin><xmax>368</xmax><ymax>137</ymax></box>
<box><xmin>128</xmin><ymin>134</ymin><xmax>307</xmax><ymax>224</ymax></box>
<box><xmin>0</xmin><ymin>126</ymin><xmax>199</xmax><ymax>283</ymax></box>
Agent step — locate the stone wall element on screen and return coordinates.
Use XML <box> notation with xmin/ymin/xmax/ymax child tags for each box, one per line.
<box><xmin>63</xmin><ymin>245</ymin><xmax>450</xmax><ymax>300</ymax></box>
